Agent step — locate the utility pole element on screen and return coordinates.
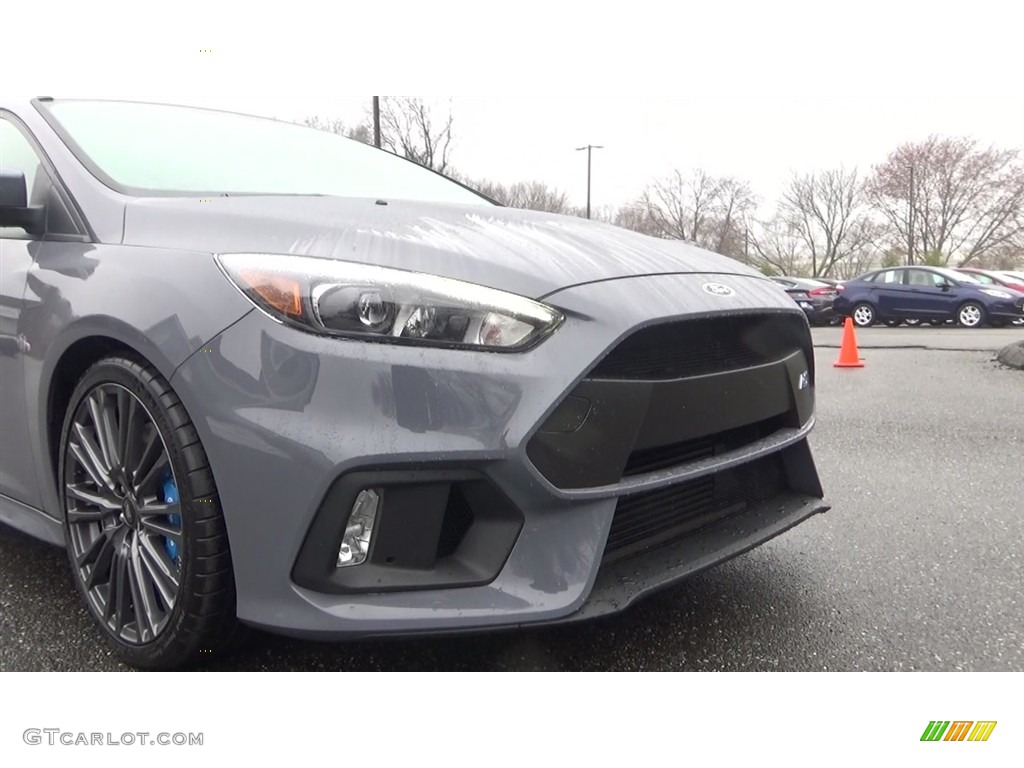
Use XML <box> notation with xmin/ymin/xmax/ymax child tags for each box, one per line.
<box><xmin>373</xmin><ymin>96</ymin><xmax>381</xmax><ymax>148</ymax></box>
<box><xmin>907</xmin><ymin>164</ymin><xmax>915</xmax><ymax>265</ymax></box>
<box><xmin>575</xmin><ymin>144</ymin><xmax>603</xmax><ymax>219</ymax></box>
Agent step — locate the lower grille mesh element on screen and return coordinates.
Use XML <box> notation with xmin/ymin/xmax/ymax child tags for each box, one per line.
<box><xmin>622</xmin><ymin>414</ymin><xmax>788</xmax><ymax>477</ymax></box>
<box><xmin>605</xmin><ymin>454</ymin><xmax>788</xmax><ymax>562</ymax></box>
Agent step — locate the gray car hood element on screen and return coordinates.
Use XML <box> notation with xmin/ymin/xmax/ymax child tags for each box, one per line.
<box><xmin>123</xmin><ymin>196</ymin><xmax>766</xmax><ymax>299</ymax></box>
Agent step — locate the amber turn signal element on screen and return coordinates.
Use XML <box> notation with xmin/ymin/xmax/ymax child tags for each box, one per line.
<box><xmin>237</xmin><ymin>269</ymin><xmax>303</xmax><ymax>318</ymax></box>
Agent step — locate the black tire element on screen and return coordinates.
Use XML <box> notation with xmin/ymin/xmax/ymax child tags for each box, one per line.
<box><xmin>59</xmin><ymin>354</ymin><xmax>237</xmax><ymax>669</ymax></box>
<box><xmin>956</xmin><ymin>302</ymin><xmax>985</xmax><ymax>328</ymax></box>
<box><xmin>989</xmin><ymin>320</ymin><xmax>1007</xmax><ymax>328</ymax></box>
<box><xmin>928</xmin><ymin>319</ymin><xmax>946</xmax><ymax>327</ymax></box>
<box><xmin>883</xmin><ymin>319</ymin><xmax>902</xmax><ymax>327</ymax></box>
<box><xmin>851</xmin><ymin>303</ymin><xmax>876</xmax><ymax>327</ymax></box>
<box><xmin>904</xmin><ymin>318</ymin><xmax>923</xmax><ymax>327</ymax></box>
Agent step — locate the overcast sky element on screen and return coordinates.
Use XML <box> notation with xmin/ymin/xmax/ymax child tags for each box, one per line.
<box><xmin>5</xmin><ymin>3</ymin><xmax>1023</xmax><ymax>216</ymax></box>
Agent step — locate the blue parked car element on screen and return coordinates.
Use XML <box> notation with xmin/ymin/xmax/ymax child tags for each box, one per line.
<box><xmin>833</xmin><ymin>267</ymin><xmax>1024</xmax><ymax>328</ymax></box>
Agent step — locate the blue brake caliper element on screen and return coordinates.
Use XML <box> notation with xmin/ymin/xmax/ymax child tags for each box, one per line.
<box><xmin>161</xmin><ymin>470</ymin><xmax>181</xmax><ymax>562</ymax></box>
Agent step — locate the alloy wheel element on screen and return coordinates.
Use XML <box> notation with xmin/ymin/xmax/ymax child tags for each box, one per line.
<box><xmin>852</xmin><ymin>304</ymin><xmax>874</xmax><ymax>327</ymax></box>
<box><xmin>958</xmin><ymin>303</ymin><xmax>983</xmax><ymax>328</ymax></box>
<box><xmin>64</xmin><ymin>383</ymin><xmax>182</xmax><ymax>645</ymax></box>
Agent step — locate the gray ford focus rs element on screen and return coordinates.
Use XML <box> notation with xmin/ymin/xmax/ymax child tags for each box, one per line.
<box><xmin>0</xmin><ymin>98</ymin><xmax>828</xmax><ymax>669</ymax></box>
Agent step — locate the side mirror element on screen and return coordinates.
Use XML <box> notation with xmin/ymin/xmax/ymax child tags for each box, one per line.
<box><xmin>0</xmin><ymin>170</ymin><xmax>45</xmax><ymax>235</ymax></box>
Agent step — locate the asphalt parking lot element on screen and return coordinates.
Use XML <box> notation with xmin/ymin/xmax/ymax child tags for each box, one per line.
<box><xmin>1</xmin><ymin>326</ymin><xmax>1021</xmax><ymax>671</ymax></box>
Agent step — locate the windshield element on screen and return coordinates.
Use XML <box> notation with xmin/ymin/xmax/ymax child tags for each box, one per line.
<box><xmin>41</xmin><ymin>100</ymin><xmax>492</xmax><ymax>205</ymax></box>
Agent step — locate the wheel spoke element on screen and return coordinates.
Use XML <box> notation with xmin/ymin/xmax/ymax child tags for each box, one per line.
<box><xmin>83</xmin><ymin>532</ymin><xmax>117</xmax><ymax>585</ymax></box>
<box><xmin>116</xmin><ymin>389</ymin><xmax>134</xmax><ymax>471</ymax></box>
<box><xmin>110</xmin><ymin>543</ymin><xmax>133</xmax><ymax>634</ymax></box>
<box><xmin>122</xmin><ymin>397</ymin><xmax>141</xmax><ymax>481</ymax></box>
<box><xmin>86</xmin><ymin>526</ymin><xmax>122</xmax><ymax>590</ymax></box>
<box><xmin>128</xmin><ymin>535</ymin><xmax>159</xmax><ymax>641</ymax></box>
<box><xmin>71</xmin><ymin>423</ymin><xmax>114</xmax><ymax>490</ymax></box>
<box><xmin>140</xmin><ymin>512</ymin><xmax>182</xmax><ymax>546</ymax></box>
<box><xmin>67</xmin><ymin>506</ymin><xmax>120</xmax><ymax>524</ymax></box>
<box><xmin>138</xmin><ymin>501</ymin><xmax>180</xmax><ymax>518</ymax></box>
<box><xmin>139</xmin><ymin>536</ymin><xmax>180</xmax><ymax>608</ymax></box>
<box><xmin>88</xmin><ymin>391</ymin><xmax>120</xmax><ymax>472</ymax></box>
<box><xmin>76</xmin><ymin>530</ymin><xmax>110</xmax><ymax>569</ymax></box>
<box><xmin>66</xmin><ymin>483</ymin><xmax>121</xmax><ymax>512</ymax></box>
<box><xmin>132</xmin><ymin>429</ymin><xmax>163</xmax><ymax>493</ymax></box>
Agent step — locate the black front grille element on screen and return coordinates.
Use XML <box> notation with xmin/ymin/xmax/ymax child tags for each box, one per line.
<box><xmin>604</xmin><ymin>454</ymin><xmax>788</xmax><ymax>562</ymax></box>
<box><xmin>589</xmin><ymin>313</ymin><xmax>809</xmax><ymax>380</ymax></box>
<box><xmin>622</xmin><ymin>414</ymin><xmax>789</xmax><ymax>477</ymax></box>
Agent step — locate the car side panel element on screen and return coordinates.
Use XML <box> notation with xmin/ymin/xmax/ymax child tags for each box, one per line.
<box><xmin>875</xmin><ymin>279</ymin><xmax>908</xmax><ymax>317</ymax></box>
<box><xmin>905</xmin><ymin>284</ymin><xmax>959</xmax><ymax>318</ymax></box>
<box><xmin>19</xmin><ymin>243</ymin><xmax>253</xmax><ymax>523</ymax></box>
<box><xmin>0</xmin><ymin>239</ymin><xmax>42</xmax><ymax>506</ymax></box>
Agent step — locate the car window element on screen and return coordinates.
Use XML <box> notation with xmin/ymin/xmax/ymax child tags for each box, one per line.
<box><xmin>43</xmin><ymin>100</ymin><xmax>493</xmax><ymax>205</ymax></box>
<box><xmin>906</xmin><ymin>270</ymin><xmax>933</xmax><ymax>286</ymax></box>
<box><xmin>874</xmin><ymin>270</ymin><xmax>903</xmax><ymax>285</ymax></box>
<box><xmin>968</xmin><ymin>273</ymin><xmax>996</xmax><ymax>284</ymax></box>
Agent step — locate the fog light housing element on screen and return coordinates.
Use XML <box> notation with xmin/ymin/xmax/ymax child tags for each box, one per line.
<box><xmin>337</xmin><ymin>489</ymin><xmax>380</xmax><ymax>567</ymax></box>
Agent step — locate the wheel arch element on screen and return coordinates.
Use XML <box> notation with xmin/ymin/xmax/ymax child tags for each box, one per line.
<box><xmin>37</xmin><ymin>321</ymin><xmax>180</xmax><ymax>518</ymax></box>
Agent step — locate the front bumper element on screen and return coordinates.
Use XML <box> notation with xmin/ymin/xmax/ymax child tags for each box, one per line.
<box><xmin>171</xmin><ymin>272</ymin><xmax>828</xmax><ymax>638</ymax></box>
<box><xmin>988</xmin><ymin>296</ymin><xmax>1024</xmax><ymax>321</ymax></box>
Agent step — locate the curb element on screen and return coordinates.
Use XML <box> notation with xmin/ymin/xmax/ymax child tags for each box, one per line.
<box><xmin>996</xmin><ymin>340</ymin><xmax>1024</xmax><ymax>370</ymax></box>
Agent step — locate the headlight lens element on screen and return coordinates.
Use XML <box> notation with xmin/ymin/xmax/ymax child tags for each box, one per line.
<box><xmin>980</xmin><ymin>288</ymin><xmax>1012</xmax><ymax>299</ymax></box>
<box><xmin>216</xmin><ymin>253</ymin><xmax>563</xmax><ymax>351</ymax></box>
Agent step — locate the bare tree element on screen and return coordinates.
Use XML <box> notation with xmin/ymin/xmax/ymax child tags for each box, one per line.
<box><xmin>612</xmin><ymin>201</ymin><xmax>661</xmax><ymax>236</ymax></box>
<box><xmin>639</xmin><ymin>168</ymin><xmax>756</xmax><ymax>258</ymax></box>
<box><xmin>865</xmin><ymin>136</ymin><xmax>1024</xmax><ymax>266</ymax></box>
<box><xmin>454</xmin><ymin>177</ymin><xmax>571</xmax><ymax>213</ymax></box>
<box><xmin>506</xmin><ymin>181</ymin><xmax>570</xmax><ymax>213</ymax></box>
<box><xmin>712</xmin><ymin>177</ymin><xmax>757</xmax><ymax>260</ymax></box>
<box><xmin>779</xmin><ymin>167</ymin><xmax>879</xmax><ymax>277</ymax></box>
<box><xmin>830</xmin><ymin>238</ymin><xmax>881</xmax><ymax>279</ymax></box>
<box><xmin>972</xmin><ymin>239</ymin><xmax>1024</xmax><ymax>270</ymax></box>
<box><xmin>378</xmin><ymin>97</ymin><xmax>455</xmax><ymax>173</ymax></box>
<box><xmin>641</xmin><ymin>168</ymin><xmax>718</xmax><ymax>241</ymax></box>
<box><xmin>748</xmin><ymin>216</ymin><xmax>810</xmax><ymax>276</ymax></box>
<box><xmin>302</xmin><ymin>116</ymin><xmax>372</xmax><ymax>144</ymax></box>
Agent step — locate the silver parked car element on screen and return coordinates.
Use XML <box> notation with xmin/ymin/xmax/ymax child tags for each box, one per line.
<box><xmin>0</xmin><ymin>98</ymin><xmax>828</xmax><ymax>668</ymax></box>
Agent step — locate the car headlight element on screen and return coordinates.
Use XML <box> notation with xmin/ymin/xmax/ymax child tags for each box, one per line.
<box><xmin>216</xmin><ymin>253</ymin><xmax>563</xmax><ymax>351</ymax></box>
<box><xmin>980</xmin><ymin>288</ymin><xmax>1012</xmax><ymax>299</ymax></box>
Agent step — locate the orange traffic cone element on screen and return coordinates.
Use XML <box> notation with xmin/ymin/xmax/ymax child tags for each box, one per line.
<box><xmin>834</xmin><ymin>317</ymin><xmax>865</xmax><ymax>368</ymax></box>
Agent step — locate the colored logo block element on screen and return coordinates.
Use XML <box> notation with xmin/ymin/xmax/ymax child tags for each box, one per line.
<box><xmin>921</xmin><ymin>721</ymin><xmax>997</xmax><ymax>742</ymax></box>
